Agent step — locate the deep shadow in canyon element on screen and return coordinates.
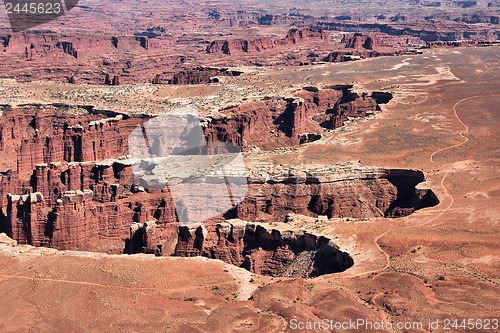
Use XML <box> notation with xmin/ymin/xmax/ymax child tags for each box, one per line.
<box><xmin>173</xmin><ymin>220</ymin><xmax>354</xmax><ymax>278</ymax></box>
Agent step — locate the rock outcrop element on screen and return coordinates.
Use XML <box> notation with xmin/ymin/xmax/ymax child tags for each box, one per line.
<box><xmin>0</xmin><ymin>33</ymin><xmax>166</xmax><ymax>84</ymax></box>
<box><xmin>129</xmin><ymin>164</ymin><xmax>438</xmax><ymax>258</ymax></box>
<box><xmin>315</xmin><ymin>20</ymin><xmax>500</xmax><ymax>42</ymax></box>
<box><xmin>203</xmin><ymin>85</ymin><xmax>392</xmax><ymax>150</ymax></box>
<box><xmin>0</xmin><ymin>105</ymin><xmax>139</xmax><ymax>177</ymax></box>
<box><xmin>174</xmin><ymin>219</ymin><xmax>353</xmax><ymax>277</ymax></box>
<box><xmin>2</xmin><ymin>159</ymin><xmax>179</xmax><ymax>250</ymax></box>
<box><xmin>230</xmin><ymin>166</ymin><xmax>439</xmax><ymax>222</ymax></box>
<box><xmin>0</xmin><ymin>104</ymin><xmax>437</xmax><ymax>257</ymax></box>
<box><xmin>207</xmin><ymin>37</ymin><xmax>275</xmax><ymax>55</ymax></box>
<box><xmin>281</xmin><ymin>28</ymin><xmax>328</xmax><ymax>44</ymax></box>
<box><xmin>342</xmin><ymin>33</ymin><xmax>387</xmax><ymax>50</ymax></box>
<box><xmin>0</xmin><ymin>105</ymin><xmax>176</xmax><ymax>250</ymax></box>
<box><xmin>151</xmin><ymin>67</ymin><xmax>243</xmax><ymax>85</ymax></box>
<box><xmin>2</xmin><ymin>3</ymin><xmax>500</xmax><ymax>84</ymax></box>
<box><xmin>206</xmin><ymin>28</ymin><xmax>327</xmax><ymax>55</ymax></box>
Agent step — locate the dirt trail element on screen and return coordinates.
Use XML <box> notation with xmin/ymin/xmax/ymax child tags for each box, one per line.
<box><xmin>344</xmin><ymin>92</ymin><xmax>499</xmax><ymax>279</ymax></box>
<box><xmin>475</xmin><ymin>60</ymin><xmax>500</xmax><ymax>83</ymax></box>
<box><xmin>343</xmin><ymin>54</ymin><xmax>500</xmax><ymax>278</ymax></box>
<box><xmin>0</xmin><ymin>272</ymin><xmax>237</xmax><ymax>293</ymax></box>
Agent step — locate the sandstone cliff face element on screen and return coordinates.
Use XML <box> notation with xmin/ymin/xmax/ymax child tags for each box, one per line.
<box><xmin>0</xmin><ymin>106</ymin><xmax>139</xmax><ymax>177</ymax></box>
<box><xmin>0</xmin><ymin>26</ymin><xmax>335</xmax><ymax>83</ymax></box>
<box><xmin>1</xmin><ymin>7</ymin><xmax>500</xmax><ymax>84</ymax></box>
<box><xmin>206</xmin><ymin>28</ymin><xmax>327</xmax><ymax>55</ymax></box>
<box><xmin>2</xmin><ymin>154</ymin><xmax>180</xmax><ymax>250</ymax></box>
<box><xmin>203</xmin><ymin>85</ymin><xmax>391</xmax><ymax>150</ymax></box>
<box><xmin>129</xmin><ymin>165</ymin><xmax>438</xmax><ymax>261</ymax></box>
<box><xmin>0</xmin><ymin>105</ymin><xmax>177</xmax><ymax>250</ymax></box>
<box><xmin>315</xmin><ymin>20</ymin><xmax>500</xmax><ymax>42</ymax></box>
<box><xmin>229</xmin><ymin>167</ymin><xmax>438</xmax><ymax>222</ymax></box>
<box><xmin>174</xmin><ymin>220</ymin><xmax>354</xmax><ymax>277</ymax></box>
<box><xmin>281</xmin><ymin>28</ymin><xmax>328</xmax><ymax>44</ymax></box>
<box><xmin>0</xmin><ymin>34</ymin><xmax>152</xmax><ymax>58</ymax></box>
<box><xmin>342</xmin><ymin>33</ymin><xmax>387</xmax><ymax>50</ymax></box>
<box><xmin>0</xmin><ymin>158</ymin><xmax>438</xmax><ymax>253</ymax></box>
<box><xmin>207</xmin><ymin>37</ymin><xmax>276</xmax><ymax>55</ymax></box>
<box><xmin>0</xmin><ymin>33</ymin><xmax>165</xmax><ymax>84</ymax></box>
<box><xmin>0</xmin><ymin>103</ymin><xmax>437</xmax><ymax>257</ymax></box>
<box><xmin>152</xmin><ymin>67</ymin><xmax>243</xmax><ymax>85</ymax></box>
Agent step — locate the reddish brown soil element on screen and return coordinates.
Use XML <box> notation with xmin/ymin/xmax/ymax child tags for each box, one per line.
<box><xmin>0</xmin><ymin>46</ymin><xmax>498</xmax><ymax>332</ymax></box>
<box><xmin>0</xmin><ymin>0</ymin><xmax>499</xmax><ymax>330</ymax></box>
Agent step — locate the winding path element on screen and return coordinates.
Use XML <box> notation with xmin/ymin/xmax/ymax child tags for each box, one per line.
<box><xmin>344</xmin><ymin>91</ymin><xmax>499</xmax><ymax>279</ymax></box>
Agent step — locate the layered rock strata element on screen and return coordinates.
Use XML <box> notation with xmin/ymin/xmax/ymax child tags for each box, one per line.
<box><xmin>233</xmin><ymin>166</ymin><xmax>439</xmax><ymax>221</ymax></box>
<box><xmin>0</xmin><ymin>101</ymin><xmax>437</xmax><ymax>258</ymax></box>
<box><xmin>342</xmin><ymin>33</ymin><xmax>388</xmax><ymax>50</ymax></box>
<box><xmin>0</xmin><ymin>28</ymin><xmax>331</xmax><ymax>84</ymax></box>
<box><xmin>127</xmin><ymin>164</ymin><xmax>438</xmax><ymax>256</ymax></box>
<box><xmin>151</xmin><ymin>67</ymin><xmax>243</xmax><ymax>85</ymax></box>
<box><xmin>206</xmin><ymin>28</ymin><xmax>327</xmax><ymax>55</ymax></box>
<box><xmin>315</xmin><ymin>20</ymin><xmax>500</xmax><ymax>42</ymax></box>
<box><xmin>203</xmin><ymin>85</ymin><xmax>392</xmax><ymax>150</ymax></box>
<box><xmin>173</xmin><ymin>219</ymin><xmax>353</xmax><ymax>277</ymax></box>
<box><xmin>0</xmin><ymin>105</ymin><xmax>140</xmax><ymax>177</ymax></box>
<box><xmin>1</xmin><ymin>153</ymin><xmax>438</xmax><ymax>252</ymax></box>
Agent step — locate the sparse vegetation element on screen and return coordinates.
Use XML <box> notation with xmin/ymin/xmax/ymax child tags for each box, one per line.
<box><xmin>363</xmin><ymin>179</ymin><xmax>374</xmax><ymax>187</ymax></box>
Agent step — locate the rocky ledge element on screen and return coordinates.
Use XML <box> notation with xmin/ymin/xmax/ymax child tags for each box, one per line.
<box><xmin>174</xmin><ymin>219</ymin><xmax>353</xmax><ymax>278</ymax></box>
